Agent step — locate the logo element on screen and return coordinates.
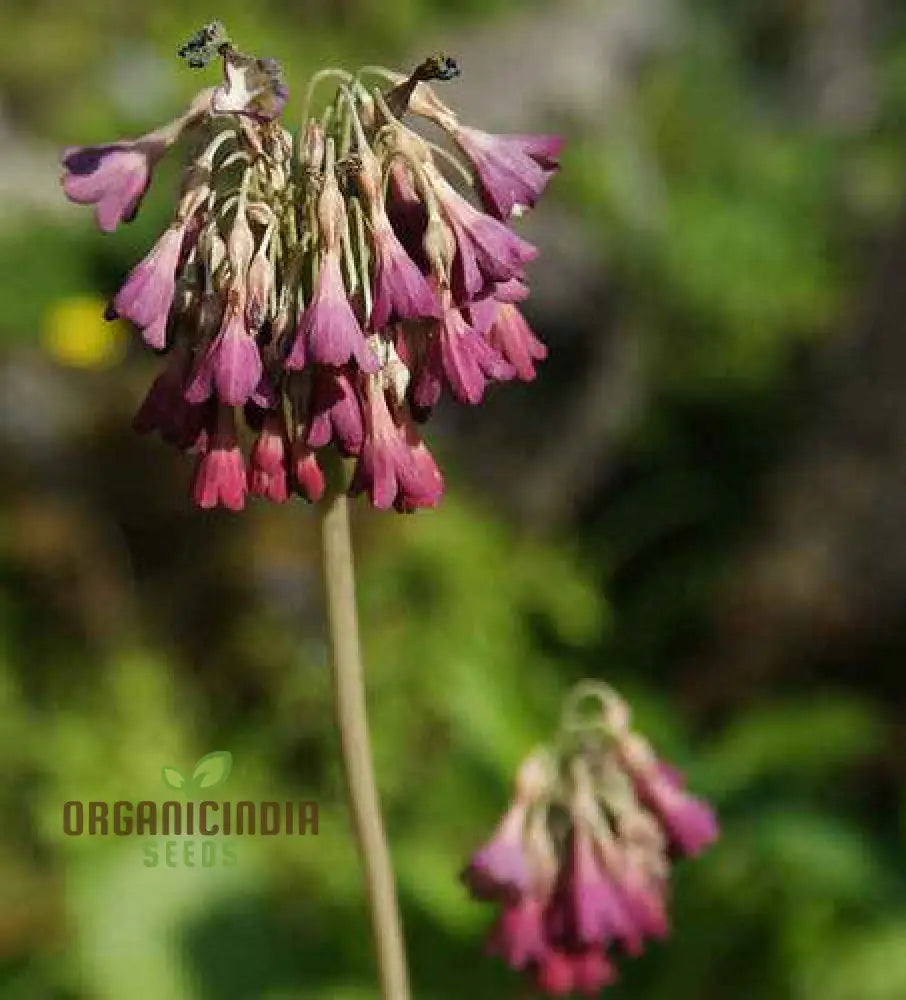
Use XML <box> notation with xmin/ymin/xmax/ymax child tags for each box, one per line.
<box><xmin>62</xmin><ymin>751</ymin><xmax>319</xmax><ymax>868</ymax></box>
<box><xmin>161</xmin><ymin>749</ymin><xmax>234</xmax><ymax>797</ymax></box>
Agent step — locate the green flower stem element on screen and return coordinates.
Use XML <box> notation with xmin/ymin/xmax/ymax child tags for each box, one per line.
<box><xmin>319</xmin><ymin>485</ymin><xmax>411</xmax><ymax>1000</ymax></box>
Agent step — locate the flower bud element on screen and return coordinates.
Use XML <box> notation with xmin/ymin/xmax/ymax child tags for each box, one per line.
<box><xmin>300</xmin><ymin>120</ymin><xmax>326</xmax><ymax>174</ymax></box>
<box><xmin>423</xmin><ymin>206</ymin><xmax>456</xmax><ymax>284</ymax></box>
<box><xmin>316</xmin><ymin>168</ymin><xmax>347</xmax><ymax>251</ymax></box>
<box><xmin>245</xmin><ymin>242</ymin><xmax>274</xmax><ymax>331</ymax></box>
<box><xmin>227</xmin><ymin>210</ymin><xmax>255</xmax><ymax>280</ymax></box>
<box><xmin>514</xmin><ymin>750</ymin><xmax>554</xmax><ymax>804</ymax></box>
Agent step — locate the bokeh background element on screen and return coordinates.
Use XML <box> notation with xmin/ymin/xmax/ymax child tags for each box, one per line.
<box><xmin>3</xmin><ymin>0</ymin><xmax>906</xmax><ymax>997</ymax></box>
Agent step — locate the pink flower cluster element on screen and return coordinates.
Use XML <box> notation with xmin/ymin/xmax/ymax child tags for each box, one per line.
<box><xmin>60</xmin><ymin>41</ymin><xmax>561</xmax><ymax>513</ymax></box>
<box><xmin>462</xmin><ymin>685</ymin><xmax>718</xmax><ymax>996</ymax></box>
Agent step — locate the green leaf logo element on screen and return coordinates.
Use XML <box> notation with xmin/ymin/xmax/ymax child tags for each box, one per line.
<box><xmin>191</xmin><ymin>751</ymin><xmax>233</xmax><ymax>791</ymax></box>
<box><xmin>162</xmin><ymin>766</ymin><xmax>187</xmax><ymax>791</ymax></box>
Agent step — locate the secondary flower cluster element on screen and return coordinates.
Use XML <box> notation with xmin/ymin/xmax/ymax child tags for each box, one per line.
<box><xmin>60</xmin><ymin>29</ymin><xmax>561</xmax><ymax>512</ymax></box>
<box><xmin>462</xmin><ymin>683</ymin><xmax>719</xmax><ymax>996</ymax></box>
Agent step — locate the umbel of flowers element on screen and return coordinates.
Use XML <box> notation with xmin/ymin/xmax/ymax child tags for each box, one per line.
<box><xmin>462</xmin><ymin>682</ymin><xmax>719</xmax><ymax>996</ymax></box>
<box><xmin>60</xmin><ymin>23</ymin><xmax>561</xmax><ymax>513</ymax></box>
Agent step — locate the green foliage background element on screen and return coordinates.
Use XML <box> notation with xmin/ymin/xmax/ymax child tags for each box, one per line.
<box><xmin>1</xmin><ymin>1</ymin><xmax>906</xmax><ymax>998</ymax></box>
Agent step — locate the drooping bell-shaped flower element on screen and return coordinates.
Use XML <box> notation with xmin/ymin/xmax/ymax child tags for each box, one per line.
<box><xmin>450</xmin><ymin>127</ymin><xmax>564</xmax><ymax>220</ymax></box>
<box><xmin>487</xmin><ymin>896</ymin><xmax>548</xmax><ymax>970</ymax></box>
<box><xmin>462</xmin><ymin>799</ymin><xmax>531</xmax><ymax>901</ymax></box>
<box><xmin>485</xmin><ymin>302</ymin><xmax>548</xmax><ymax>382</ymax></box>
<box><xmin>618</xmin><ymin>736</ymin><xmax>719</xmax><ymax>858</ymax></box>
<box><xmin>369</xmin><ymin>218</ymin><xmax>442</xmax><ymax>330</ymax></box>
<box><xmin>192</xmin><ymin>404</ymin><xmax>247</xmax><ymax>511</ymax></box>
<box><xmin>485</xmin><ymin>804</ymin><xmax>558</xmax><ymax>970</ymax></box>
<box><xmin>384</xmin><ymin>64</ymin><xmax>563</xmax><ymax>219</ymax></box>
<box><xmin>291</xmin><ymin>439</ymin><xmax>327</xmax><ymax>502</ymax></box>
<box><xmin>61</xmin><ymin>87</ymin><xmax>214</xmax><ymax>233</ymax></box>
<box><xmin>462</xmin><ymin>752</ymin><xmax>553</xmax><ymax>902</ymax></box>
<box><xmin>534</xmin><ymin>950</ymin><xmax>577</xmax><ymax>997</ymax></box>
<box><xmin>286</xmin><ymin>159</ymin><xmax>378</xmax><ymax>373</ymax></box>
<box><xmin>354</xmin><ymin>150</ymin><xmax>440</xmax><ymax>330</ymax></box>
<box><xmin>609</xmin><ymin>846</ymin><xmax>669</xmax><ymax>946</ymax></box>
<box><xmin>392</xmin><ymin>407</ymin><xmax>444</xmax><ymax>512</ymax></box>
<box><xmin>62</xmin><ymin>139</ymin><xmax>167</xmax><ymax>234</ymax></box>
<box><xmin>413</xmin><ymin>301</ymin><xmax>514</xmax><ymax>408</ymax></box>
<box><xmin>287</xmin><ymin>254</ymin><xmax>378</xmax><ymax>372</ymax></box>
<box><xmin>350</xmin><ymin>375</ymin><xmax>442</xmax><ymax>511</ymax></box>
<box><xmin>427</xmin><ymin>165</ymin><xmax>538</xmax><ymax>300</ymax></box>
<box><xmin>305</xmin><ymin>367</ymin><xmax>365</xmax><ymax>455</ymax></box>
<box><xmin>110</xmin><ymin>221</ymin><xmax>190</xmax><ymax>349</ymax></box>
<box><xmin>132</xmin><ymin>342</ymin><xmax>211</xmax><ymax>450</ymax></box>
<box><xmin>535</xmin><ymin>949</ymin><xmax>618</xmax><ymax>998</ymax></box>
<box><xmin>185</xmin><ymin>287</ymin><xmax>263</xmax><ymax>407</ymax></box>
<box><xmin>548</xmin><ymin>821</ymin><xmax>640</xmax><ymax>953</ymax></box>
<box><xmin>468</xmin><ymin>278</ymin><xmax>531</xmax><ymax>335</ymax></box>
<box><xmin>248</xmin><ymin>411</ymin><xmax>290</xmax><ymax>503</ymax></box>
<box><xmin>570</xmin><ymin>949</ymin><xmax>618</xmax><ymax>997</ymax></box>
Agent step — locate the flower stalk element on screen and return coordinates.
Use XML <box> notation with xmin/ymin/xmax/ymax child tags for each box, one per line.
<box><xmin>320</xmin><ymin>482</ymin><xmax>410</xmax><ymax>1000</ymax></box>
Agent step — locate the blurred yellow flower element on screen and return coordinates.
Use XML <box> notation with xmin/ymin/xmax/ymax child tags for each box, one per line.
<box><xmin>43</xmin><ymin>296</ymin><xmax>128</xmax><ymax>369</ymax></box>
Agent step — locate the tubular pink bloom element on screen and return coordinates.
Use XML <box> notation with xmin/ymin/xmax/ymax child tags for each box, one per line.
<box><xmin>452</xmin><ymin>126</ymin><xmax>564</xmax><ymax>220</ymax></box>
<box><xmin>306</xmin><ymin>368</ymin><xmax>365</xmax><ymax>455</ymax></box>
<box><xmin>248</xmin><ymin>412</ymin><xmax>290</xmax><ymax>503</ymax></box>
<box><xmin>486</xmin><ymin>897</ymin><xmax>548</xmax><ymax>969</ymax></box>
<box><xmin>485</xmin><ymin>303</ymin><xmax>548</xmax><ymax>381</ymax></box>
<box><xmin>614</xmin><ymin>863</ymin><xmax>669</xmax><ymax>944</ymax></box>
<box><xmin>292</xmin><ymin>440</ymin><xmax>326</xmax><ymax>502</ymax></box>
<box><xmin>132</xmin><ymin>344</ymin><xmax>211</xmax><ymax>450</ymax></box>
<box><xmin>192</xmin><ymin>406</ymin><xmax>247</xmax><ymax>511</ymax></box>
<box><xmin>185</xmin><ymin>292</ymin><xmax>263</xmax><ymax>406</ymax></box>
<box><xmin>571</xmin><ymin>949</ymin><xmax>618</xmax><ymax>996</ymax></box>
<box><xmin>62</xmin><ymin>86</ymin><xmax>214</xmax><ymax>233</ymax></box>
<box><xmin>350</xmin><ymin>378</ymin><xmax>443</xmax><ymax>511</ymax></box>
<box><xmin>286</xmin><ymin>253</ymin><xmax>378</xmax><ymax>373</ymax></box>
<box><xmin>414</xmin><ymin>306</ymin><xmax>515</xmax><ymax>408</ymax></box>
<box><xmin>573</xmin><ymin>828</ymin><xmax>639</xmax><ymax>952</ymax></box>
<box><xmin>111</xmin><ymin>222</ymin><xmax>188</xmax><ymax>349</ymax></box>
<box><xmin>393</xmin><ymin>408</ymin><xmax>444</xmax><ymax>513</ymax></box>
<box><xmin>466</xmin><ymin>278</ymin><xmax>531</xmax><ymax>339</ymax></box>
<box><xmin>534</xmin><ymin>950</ymin><xmax>575</xmax><ymax>997</ymax></box>
<box><xmin>644</xmin><ymin>764</ymin><xmax>719</xmax><ymax>858</ymax></box>
<box><xmin>461</xmin><ymin>799</ymin><xmax>531</xmax><ymax>902</ymax></box>
<box><xmin>430</xmin><ymin>169</ymin><xmax>538</xmax><ymax>300</ymax></box>
<box><xmin>466</xmin><ymin>295</ymin><xmax>500</xmax><ymax>337</ymax></box>
<box><xmin>620</xmin><ymin>744</ymin><xmax>719</xmax><ymax>858</ymax></box>
<box><xmin>61</xmin><ymin>137</ymin><xmax>167</xmax><ymax>233</ymax></box>
<box><xmin>369</xmin><ymin>219</ymin><xmax>441</xmax><ymax>330</ymax></box>
<box><xmin>535</xmin><ymin>947</ymin><xmax>617</xmax><ymax>996</ymax></box>
<box><xmin>245</xmin><ymin>244</ymin><xmax>275</xmax><ymax>331</ymax></box>
<box><xmin>547</xmin><ymin>825</ymin><xmax>640</xmax><ymax>954</ymax></box>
